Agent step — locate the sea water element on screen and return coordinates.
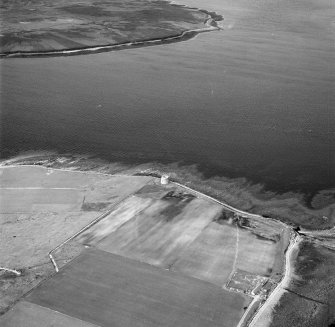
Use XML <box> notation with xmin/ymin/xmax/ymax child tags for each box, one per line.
<box><xmin>1</xmin><ymin>0</ymin><xmax>334</xmax><ymax>196</ymax></box>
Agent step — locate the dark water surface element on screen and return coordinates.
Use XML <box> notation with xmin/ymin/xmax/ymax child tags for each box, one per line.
<box><xmin>1</xmin><ymin>0</ymin><xmax>334</xmax><ymax>195</ymax></box>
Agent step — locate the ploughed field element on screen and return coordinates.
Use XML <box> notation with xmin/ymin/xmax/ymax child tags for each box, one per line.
<box><xmin>0</xmin><ymin>0</ymin><xmax>208</xmax><ymax>54</ymax></box>
<box><xmin>78</xmin><ymin>183</ymin><xmax>290</xmax><ymax>292</ymax></box>
<box><xmin>3</xmin><ymin>249</ymin><xmax>247</xmax><ymax>327</ymax></box>
<box><xmin>1</xmin><ymin>166</ymin><xmax>290</xmax><ymax>326</ymax></box>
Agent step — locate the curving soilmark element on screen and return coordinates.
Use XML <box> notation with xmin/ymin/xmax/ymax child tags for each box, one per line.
<box><xmin>0</xmin><ymin>267</ymin><xmax>21</xmax><ymax>276</ymax></box>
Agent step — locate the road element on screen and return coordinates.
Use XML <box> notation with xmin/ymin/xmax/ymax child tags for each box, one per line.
<box><xmin>248</xmin><ymin>234</ymin><xmax>301</xmax><ymax>326</ymax></box>
<box><xmin>236</xmin><ymin>295</ymin><xmax>261</xmax><ymax>327</ymax></box>
<box><xmin>173</xmin><ymin>182</ymin><xmax>262</xmax><ymax>219</ymax></box>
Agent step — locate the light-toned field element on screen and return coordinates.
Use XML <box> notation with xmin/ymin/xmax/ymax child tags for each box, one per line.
<box><xmin>171</xmin><ymin>222</ymin><xmax>236</xmax><ymax>285</ymax></box>
<box><xmin>0</xmin><ymin>166</ymin><xmax>152</xmax><ymax>268</ymax></box>
<box><xmin>171</xmin><ymin>221</ymin><xmax>283</xmax><ymax>288</ymax></box>
<box><xmin>1</xmin><ymin>301</ymin><xmax>98</xmax><ymax>327</ymax></box>
<box><xmin>86</xmin><ymin>196</ymin><xmax>222</xmax><ymax>267</ymax></box>
<box><xmin>236</xmin><ymin>231</ymin><xmax>277</xmax><ymax>276</ymax></box>
<box><xmin>77</xmin><ymin>179</ymin><xmax>289</xmax><ymax>293</ymax></box>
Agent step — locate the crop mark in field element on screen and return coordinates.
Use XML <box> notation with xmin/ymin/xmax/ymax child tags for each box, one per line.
<box><xmin>226</xmin><ymin>223</ymin><xmax>240</xmax><ymax>288</ymax></box>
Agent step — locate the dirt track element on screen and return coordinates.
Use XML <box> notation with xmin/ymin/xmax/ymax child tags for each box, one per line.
<box><xmin>248</xmin><ymin>234</ymin><xmax>301</xmax><ymax>326</ymax></box>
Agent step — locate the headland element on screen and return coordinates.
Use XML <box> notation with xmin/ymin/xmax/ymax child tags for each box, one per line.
<box><xmin>0</xmin><ymin>0</ymin><xmax>222</xmax><ymax>58</ymax></box>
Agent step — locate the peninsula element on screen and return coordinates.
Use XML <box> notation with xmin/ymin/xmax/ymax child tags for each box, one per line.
<box><xmin>0</xmin><ymin>0</ymin><xmax>222</xmax><ymax>57</ymax></box>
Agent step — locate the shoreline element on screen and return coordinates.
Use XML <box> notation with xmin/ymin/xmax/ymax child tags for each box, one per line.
<box><xmin>1</xmin><ymin>164</ymin><xmax>331</xmax><ymax>326</ymax></box>
<box><xmin>1</xmin><ymin>153</ymin><xmax>334</xmax><ymax>230</ymax></box>
<box><xmin>1</xmin><ymin>160</ymin><xmax>333</xmax><ymax>232</ymax></box>
<box><xmin>0</xmin><ymin>162</ymin><xmax>334</xmax><ymax>326</ymax></box>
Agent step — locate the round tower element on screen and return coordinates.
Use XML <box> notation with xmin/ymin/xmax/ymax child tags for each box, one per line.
<box><xmin>160</xmin><ymin>174</ymin><xmax>169</xmax><ymax>185</ymax></box>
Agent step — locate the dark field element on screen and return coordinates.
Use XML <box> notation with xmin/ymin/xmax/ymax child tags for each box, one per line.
<box><xmin>270</xmin><ymin>291</ymin><xmax>329</xmax><ymax>327</ymax></box>
<box><xmin>0</xmin><ymin>0</ymin><xmax>208</xmax><ymax>54</ymax></box>
<box><xmin>271</xmin><ymin>240</ymin><xmax>335</xmax><ymax>326</ymax></box>
<box><xmin>19</xmin><ymin>248</ymin><xmax>248</xmax><ymax>327</ymax></box>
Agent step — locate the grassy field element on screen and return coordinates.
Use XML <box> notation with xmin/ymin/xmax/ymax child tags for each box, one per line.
<box><xmin>0</xmin><ymin>166</ymin><xmax>151</xmax><ymax>314</ymax></box>
<box><xmin>270</xmin><ymin>239</ymin><xmax>335</xmax><ymax>326</ymax></box>
<box><xmin>1</xmin><ymin>0</ymin><xmax>210</xmax><ymax>54</ymax></box>
<box><xmin>270</xmin><ymin>291</ymin><xmax>329</xmax><ymax>327</ymax></box>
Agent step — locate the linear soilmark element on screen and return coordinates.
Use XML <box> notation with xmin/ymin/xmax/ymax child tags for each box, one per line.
<box><xmin>226</xmin><ymin>223</ymin><xmax>240</xmax><ymax>287</ymax></box>
<box><xmin>48</xmin><ymin>197</ymin><xmax>130</xmax><ymax>272</ymax></box>
<box><xmin>283</xmin><ymin>288</ymin><xmax>329</xmax><ymax>306</ymax></box>
<box><xmin>0</xmin><ymin>267</ymin><xmax>21</xmax><ymax>276</ymax></box>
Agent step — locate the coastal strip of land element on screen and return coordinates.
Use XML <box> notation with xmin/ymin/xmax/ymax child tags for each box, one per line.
<box><xmin>1</xmin><ymin>162</ymin><xmax>334</xmax><ymax>326</ymax></box>
<box><xmin>0</xmin><ymin>0</ymin><xmax>222</xmax><ymax>58</ymax></box>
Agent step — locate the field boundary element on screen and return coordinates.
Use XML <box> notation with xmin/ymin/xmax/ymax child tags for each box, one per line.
<box><xmin>172</xmin><ymin>182</ymin><xmax>262</xmax><ymax>219</ymax></box>
<box><xmin>48</xmin><ymin>180</ymin><xmax>153</xmax><ymax>272</ymax></box>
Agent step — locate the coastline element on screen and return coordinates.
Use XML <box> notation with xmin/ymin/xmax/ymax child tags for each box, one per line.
<box><xmin>1</xmin><ymin>161</ymin><xmax>334</xmax><ymax>325</ymax></box>
<box><xmin>1</xmin><ymin>163</ymin><xmax>333</xmax><ymax>325</ymax></box>
<box><xmin>0</xmin><ymin>26</ymin><xmax>216</xmax><ymax>59</ymax></box>
<box><xmin>0</xmin><ymin>3</ymin><xmax>222</xmax><ymax>59</ymax></box>
<box><xmin>1</xmin><ymin>153</ymin><xmax>334</xmax><ymax>230</ymax></box>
